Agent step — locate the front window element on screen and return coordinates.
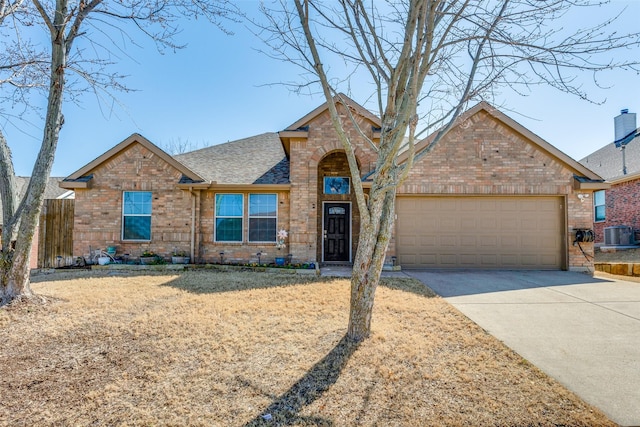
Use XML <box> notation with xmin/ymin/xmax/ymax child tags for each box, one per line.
<box><xmin>594</xmin><ymin>190</ymin><xmax>606</xmax><ymax>222</ymax></box>
<box><xmin>215</xmin><ymin>194</ymin><xmax>243</xmax><ymax>242</ymax></box>
<box><xmin>122</xmin><ymin>191</ymin><xmax>152</xmax><ymax>240</ymax></box>
<box><xmin>249</xmin><ymin>194</ymin><xmax>277</xmax><ymax>242</ymax></box>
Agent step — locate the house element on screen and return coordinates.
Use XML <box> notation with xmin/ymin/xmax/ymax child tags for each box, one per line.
<box><xmin>60</xmin><ymin>97</ymin><xmax>605</xmax><ymax>270</ymax></box>
<box><xmin>0</xmin><ymin>176</ymin><xmax>73</xmax><ymax>269</ymax></box>
<box><xmin>580</xmin><ymin>109</ymin><xmax>640</xmax><ymax>245</ymax></box>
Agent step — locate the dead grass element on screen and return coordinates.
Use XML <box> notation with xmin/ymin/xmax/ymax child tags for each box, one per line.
<box><xmin>0</xmin><ymin>270</ymin><xmax>613</xmax><ymax>426</ymax></box>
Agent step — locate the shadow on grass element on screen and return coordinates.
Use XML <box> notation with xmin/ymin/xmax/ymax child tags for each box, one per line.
<box><xmin>379</xmin><ymin>277</ymin><xmax>437</xmax><ymax>298</ymax></box>
<box><xmin>161</xmin><ymin>270</ymin><xmax>334</xmax><ymax>294</ymax></box>
<box><xmin>30</xmin><ymin>268</ymin><xmax>437</xmax><ymax>300</ymax></box>
<box><xmin>29</xmin><ymin>268</ymin><xmax>155</xmax><ymax>283</ymax></box>
<box><xmin>244</xmin><ymin>334</ymin><xmax>360</xmax><ymax>426</ymax></box>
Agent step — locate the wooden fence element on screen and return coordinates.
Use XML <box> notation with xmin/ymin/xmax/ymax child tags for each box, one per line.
<box><xmin>37</xmin><ymin>199</ymin><xmax>75</xmax><ymax>268</ymax></box>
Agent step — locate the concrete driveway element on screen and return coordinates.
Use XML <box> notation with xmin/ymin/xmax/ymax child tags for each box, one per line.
<box><xmin>404</xmin><ymin>270</ymin><xmax>640</xmax><ymax>427</ymax></box>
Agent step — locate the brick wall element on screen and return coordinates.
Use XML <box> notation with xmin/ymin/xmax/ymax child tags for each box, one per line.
<box><xmin>595</xmin><ymin>177</ymin><xmax>640</xmax><ymax>243</ymax></box>
<box><xmin>72</xmin><ymin>143</ymin><xmax>193</xmax><ymax>261</ymax></box>
<box><xmin>72</xmin><ymin>105</ymin><xmax>595</xmax><ymax>270</ymax></box>
<box><xmin>197</xmin><ymin>190</ymin><xmax>291</xmax><ymax>265</ymax></box>
<box><xmin>289</xmin><ymin>104</ymin><xmax>378</xmax><ymax>263</ymax></box>
<box><xmin>398</xmin><ymin>110</ymin><xmax>594</xmax><ymax>270</ymax></box>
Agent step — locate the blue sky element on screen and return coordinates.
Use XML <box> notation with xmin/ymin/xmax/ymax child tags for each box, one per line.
<box><xmin>2</xmin><ymin>0</ymin><xmax>640</xmax><ymax>177</ymax></box>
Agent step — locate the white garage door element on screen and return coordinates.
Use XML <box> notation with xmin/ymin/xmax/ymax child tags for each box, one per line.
<box><xmin>396</xmin><ymin>196</ymin><xmax>564</xmax><ymax>269</ymax></box>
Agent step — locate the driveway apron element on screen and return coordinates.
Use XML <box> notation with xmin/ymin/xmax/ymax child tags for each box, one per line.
<box><xmin>404</xmin><ymin>270</ymin><xmax>640</xmax><ymax>427</ymax></box>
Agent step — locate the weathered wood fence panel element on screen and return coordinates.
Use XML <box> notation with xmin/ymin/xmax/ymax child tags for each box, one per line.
<box><xmin>38</xmin><ymin>199</ymin><xmax>75</xmax><ymax>268</ymax></box>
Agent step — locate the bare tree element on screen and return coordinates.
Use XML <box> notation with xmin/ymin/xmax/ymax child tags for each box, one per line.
<box><xmin>163</xmin><ymin>137</ymin><xmax>213</xmax><ymax>155</ymax></box>
<box><xmin>0</xmin><ymin>0</ymin><xmax>236</xmax><ymax>304</ymax></box>
<box><xmin>258</xmin><ymin>0</ymin><xmax>640</xmax><ymax>341</ymax></box>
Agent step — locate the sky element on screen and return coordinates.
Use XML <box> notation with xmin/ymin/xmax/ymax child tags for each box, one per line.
<box><xmin>2</xmin><ymin>0</ymin><xmax>640</xmax><ymax>178</ymax></box>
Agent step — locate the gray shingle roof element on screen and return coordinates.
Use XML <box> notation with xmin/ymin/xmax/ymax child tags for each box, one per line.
<box><xmin>175</xmin><ymin>133</ymin><xmax>289</xmax><ymax>185</ymax></box>
<box><xmin>579</xmin><ymin>131</ymin><xmax>640</xmax><ymax>180</ymax></box>
<box><xmin>0</xmin><ymin>177</ymin><xmax>69</xmax><ymax>223</ymax></box>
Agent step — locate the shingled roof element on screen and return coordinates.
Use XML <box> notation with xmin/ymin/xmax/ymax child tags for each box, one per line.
<box><xmin>0</xmin><ymin>177</ymin><xmax>70</xmax><ymax>222</ymax></box>
<box><xmin>175</xmin><ymin>132</ymin><xmax>289</xmax><ymax>185</ymax></box>
<box><xmin>579</xmin><ymin>131</ymin><xmax>640</xmax><ymax>181</ymax></box>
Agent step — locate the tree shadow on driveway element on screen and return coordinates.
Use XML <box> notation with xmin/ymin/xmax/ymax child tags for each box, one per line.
<box><xmin>244</xmin><ymin>334</ymin><xmax>359</xmax><ymax>426</ymax></box>
<box><xmin>404</xmin><ymin>270</ymin><xmax>613</xmax><ymax>298</ymax></box>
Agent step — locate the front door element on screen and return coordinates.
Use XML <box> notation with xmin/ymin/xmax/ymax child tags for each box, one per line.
<box><xmin>323</xmin><ymin>203</ymin><xmax>350</xmax><ymax>262</ymax></box>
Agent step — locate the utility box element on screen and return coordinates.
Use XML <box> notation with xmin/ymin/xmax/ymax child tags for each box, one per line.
<box><xmin>604</xmin><ymin>225</ymin><xmax>635</xmax><ymax>246</ymax></box>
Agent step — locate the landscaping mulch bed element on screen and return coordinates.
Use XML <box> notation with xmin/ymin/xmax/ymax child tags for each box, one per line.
<box><xmin>0</xmin><ymin>270</ymin><xmax>613</xmax><ymax>426</ymax></box>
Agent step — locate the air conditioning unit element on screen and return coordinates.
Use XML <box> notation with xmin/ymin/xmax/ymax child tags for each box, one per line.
<box><xmin>604</xmin><ymin>225</ymin><xmax>635</xmax><ymax>246</ymax></box>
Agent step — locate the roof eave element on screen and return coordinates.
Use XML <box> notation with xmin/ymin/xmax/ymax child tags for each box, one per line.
<box><xmin>212</xmin><ymin>183</ymin><xmax>291</xmax><ymax>191</ymax></box>
<box><xmin>60</xmin><ymin>176</ymin><xmax>93</xmax><ymax>189</ymax></box>
<box><xmin>177</xmin><ymin>183</ymin><xmax>292</xmax><ymax>191</ymax></box>
<box><xmin>572</xmin><ymin>177</ymin><xmax>611</xmax><ymax>191</ymax></box>
<box><xmin>176</xmin><ymin>181</ymin><xmax>214</xmax><ymax>190</ymax></box>
<box><xmin>608</xmin><ymin>170</ymin><xmax>640</xmax><ymax>185</ymax></box>
<box><xmin>279</xmin><ymin>130</ymin><xmax>309</xmax><ymax>139</ymax></box>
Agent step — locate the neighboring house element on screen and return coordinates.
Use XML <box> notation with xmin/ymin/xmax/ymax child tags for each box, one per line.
<box><xmin>580</xmin><ymin>109</ymin><xmax>640</xmax><ymax>245</ymax></box>
<box><xmin>0</xmin><ymin>176</ymin><xmax>72</xmax><ymax>269</ymax></box>
<box><xmin>60</xmin><ymin>96</ymin><xmax>605</xmax><ymax>270</ymax></box>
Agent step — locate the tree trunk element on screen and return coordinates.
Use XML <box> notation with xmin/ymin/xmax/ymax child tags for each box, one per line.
<box><xmin>347</xmin><ymin>189</ymin><xmax>396</xmax><ymax>341</ymax></box>
<box><xmin>0</xmin><ymin>11</ymin><xmax>66</xmax><ymax>305</ymax></box>
<box><xmin>0</xmin><ymin>132</ymin><xmax>18</xmax><ymax>247</ymax></box>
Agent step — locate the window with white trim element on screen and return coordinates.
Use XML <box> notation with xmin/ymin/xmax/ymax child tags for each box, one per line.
<box><xmin>215</xmin><ymin>194</ymin><xmax>243</xmax><ymax>242</ymax></box>
<box><xmin>122</xmin><ymin>191</ymin><xmax>152</xmax><ymax>240</ymax></box>
<box><xmin>594</xmin><ymin>190</ymin><xmax>606</xmax><ymax>222</ymax></box>
<box><xmin>249</xmin><ymin>194</ymin><xmax>277</xmax><ymax>242</ymax></box>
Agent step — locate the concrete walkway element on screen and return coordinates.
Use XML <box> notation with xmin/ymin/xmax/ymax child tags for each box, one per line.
<box><xmin>403</xmin><ymin>270</ymin><xmax>640</xmax><ymax>427</ymax></box>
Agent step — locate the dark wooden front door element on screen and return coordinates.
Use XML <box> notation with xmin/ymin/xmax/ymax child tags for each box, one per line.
<box><xmin>323</xmin><ymin>203</ymin><xmax>350</xmax><ymax>262</ymax></box>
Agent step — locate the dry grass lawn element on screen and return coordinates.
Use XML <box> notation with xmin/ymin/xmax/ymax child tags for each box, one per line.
<box><xmin>0</xmin><ymin>270</ymin><xmax>613</xmax><ymax>426</ymax></box>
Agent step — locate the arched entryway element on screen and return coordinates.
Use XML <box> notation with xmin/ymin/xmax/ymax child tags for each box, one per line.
<box><xmin>317</xmin><ymin>151</ymin><xmax>361</xmax><ymax>263</ymax></box>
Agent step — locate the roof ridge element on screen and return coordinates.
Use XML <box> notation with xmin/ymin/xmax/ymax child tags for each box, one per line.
<box><xmin>175</xmin><ymin>132</ymin><xmax>280</xmax><ymax>157</ymax></box>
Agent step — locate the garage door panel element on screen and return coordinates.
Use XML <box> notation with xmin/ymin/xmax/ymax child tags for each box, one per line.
<box><xmin>478</xmin><ymin>199</ymin><xmax>496</xmax><ymax>212</ymax></box>
<box><xmin>460</xmin><ymin>235</ymin><xmax>477</xmax><ymax>246</ymax></box>
<box><xmin>480</xmin><ymin>254</ymin><xmax>497</xmax><ymax>265</ymax></box>
<box><xmin>460</xmin><ymin>218</ymin><xmax>477</xmax><ymax>231</ymax></box>
<box><xmin>479</xmin><ymin>217</ymin><xmax>498</xmax><ymax>229</ymax></box>
<box><xmin>397</xmin><ymin>196</ymin><xmax>563</xmax><ymax>269</ymax></box>
<box><xmin>440</xmin><ymin>235</ymin><xmax>458</xmax><ymax>247</ymax></box>
<box><xmin>460</xmin><ymin>254</ymin><xmax>479</xmax><ymax>266</ymax></box>
<box><xmin>500</xmin><ymin>254</ymin><xmax>518</xmax><ymax>267</ymax></box>
<box><xmin>440</xmin><ymin>217</ymin><xmax>457</xmax><ymax>229</ymax></box>
<box><xmin>439</xmin><ymin>254</ymin><xmax>458</xmax><ymax>266</ymax></box>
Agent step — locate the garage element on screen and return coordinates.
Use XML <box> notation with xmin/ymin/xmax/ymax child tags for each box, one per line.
<box><xmin>396</xmin><ymin>196</ymin><xmax>565</xmax><ymax>269</ymax></box>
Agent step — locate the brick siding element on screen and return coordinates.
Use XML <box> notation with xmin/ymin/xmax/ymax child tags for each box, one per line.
<box><xmin>399</xmin><ymin>110</ymin><xmax>594</xmax><ymax>270</ymax></box>
<box><xmin>594</xmin><ymin>177</ymin><xmax>640</xmax><ymax>243</ymax></box>
<box><xmin>72</xmin><ymin>143</ymin><xmax>193</xmax><ymax>260</ymax></box>
<box><xmin>72</xmin><ymin>105</ymin><xmax>594</xmax><ymax>270</ymax></box>
<box><xmin>197</xmin><ymin>190</ymin><xmax>291</xmax><ymax>265</ymax></box>
<box><xmin>288</xmin><ymin>105</ymin><xmax>378</xmax><ymax>263</ymax></box>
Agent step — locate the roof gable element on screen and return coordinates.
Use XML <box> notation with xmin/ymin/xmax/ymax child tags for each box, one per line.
<box><xmin>284</xmin><ymin>93</ymin><xmax>381</xmax><ymax>131</ymax></box>
<box><xmin>403</xmin><ymin>101</ymin><xmax>603</xmax><ymax>181</ymax></box>
<box><xmin>61</xmin><ymin>133</ymin><xmax>204</xmax><ymax>188</ymax></box>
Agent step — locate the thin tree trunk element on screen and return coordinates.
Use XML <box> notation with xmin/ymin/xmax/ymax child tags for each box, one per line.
<box><xmin>1</xmin><ymin>6</ymin><xmax>66</xmax><ymax>304</ymax></box>
<box><xmin>0</xmin><ymin>131</ymin><xmax>18</xmax><ymax>247</ymax></box>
